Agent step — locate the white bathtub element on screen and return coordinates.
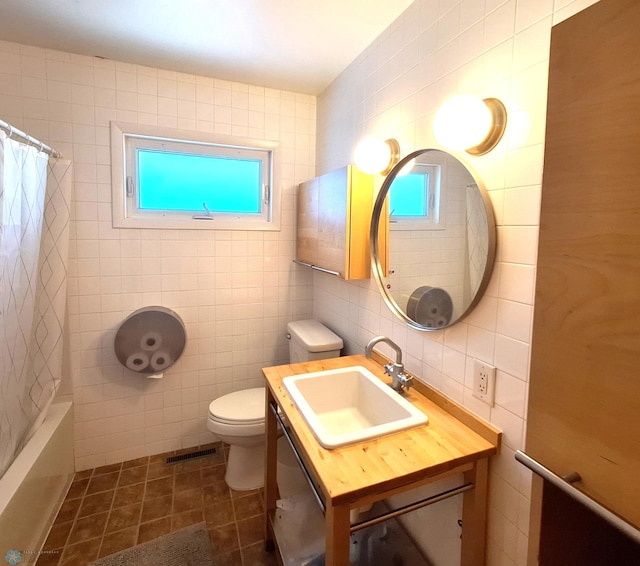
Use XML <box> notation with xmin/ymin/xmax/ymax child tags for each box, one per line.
<box><xmin>0</xmin><ymin>400</ymin><xmax>74</xmax><ymax>554</ymax></box>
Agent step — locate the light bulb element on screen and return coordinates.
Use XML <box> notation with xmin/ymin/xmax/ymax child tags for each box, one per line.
<box><xmin>433</xmin><ymin>95</ymin><xmax>493</xmax><ymax>152</ymax></box>
<box><xmin>354</xmin><ymin>138</ymin><xmax>393</xmax><ymax>174</ymax></box>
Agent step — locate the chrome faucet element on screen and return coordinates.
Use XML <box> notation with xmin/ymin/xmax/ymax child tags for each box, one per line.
<box><xmin>365</xmin><ymin>336</ymin><xmax>413</xmax><ymax>394</ymax></box>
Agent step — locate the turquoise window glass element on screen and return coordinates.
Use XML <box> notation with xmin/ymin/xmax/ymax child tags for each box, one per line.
<box><xmin>390</xmin><ymin>172</ymin><xmax>428</xmax><ymax>217</ymax></box>
<box><xmin>137</xmin><ymin>150</ymin><xmax>262</xmax><ymax>213</ymax></box>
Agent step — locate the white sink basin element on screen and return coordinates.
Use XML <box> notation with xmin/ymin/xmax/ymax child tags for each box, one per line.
<box><xmin>282</xmin><ymin>366</ymin><xmax>428</xmax><ymax>449</ymax></box>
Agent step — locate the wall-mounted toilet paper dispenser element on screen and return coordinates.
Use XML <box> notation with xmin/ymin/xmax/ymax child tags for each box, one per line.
<box><xmin>114</xmin><ymin>306</ymin><xmax>186</xmax><ymax>374</ymax></box>
<box><xmin>406</xmin><ymin>286</ymin><xmax>453</xmax><ymax>328</ymax></box>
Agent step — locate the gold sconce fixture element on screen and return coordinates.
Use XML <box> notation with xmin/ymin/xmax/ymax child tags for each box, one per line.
<box><xmin>353</xmin><ymin>137</ymin><xmax>401</xmax><ymax>175</ymax></box>
<box><xmin>433</xmin><ymin>95</ymin><xmax>507</xmax><ymax>155</ymax></box>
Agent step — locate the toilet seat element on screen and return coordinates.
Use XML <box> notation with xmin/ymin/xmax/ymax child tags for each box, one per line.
<box><xmin>208</xmin><ymin>387</ymin><xmax>265</xmax><ymax>426</ymax></box>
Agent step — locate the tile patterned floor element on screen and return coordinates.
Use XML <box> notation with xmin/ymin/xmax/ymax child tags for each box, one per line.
<box><xmin>36</xmin><ymin>442</ymin><xmax>279</xmax><ymax>566</ymax></box>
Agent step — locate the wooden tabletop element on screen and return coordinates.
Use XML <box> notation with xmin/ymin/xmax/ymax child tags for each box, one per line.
<box><xmin>263</xmin><ymin>354</ymin><xmax>500</xmax><ymax>507</ymax></box>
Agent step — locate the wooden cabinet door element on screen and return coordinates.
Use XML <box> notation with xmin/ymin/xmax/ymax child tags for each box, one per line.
<box><xmin>295</xmin><ymin>166</ymin><xmax>376</xmax><ymax>280</ymax></box>
<box><xmin>316</xmin><ymin>167</ymin><xmax>349</xmax><ymax>276</ymax></box>
<box><xmin>526</xmin><ymin>0</ymin><xmax>640</xmax><ymax>529</ymax></box>
<box><xmin>296</xmin><ymin>177</ymin><xmax>319</xmax><ymax>267</ymax></box>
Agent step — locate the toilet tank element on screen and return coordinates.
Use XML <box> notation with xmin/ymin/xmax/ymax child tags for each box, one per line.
<box><xmin>286</xmin><ymin>320</ymin><xmax>343</xmax><ymax>363</ymax></box>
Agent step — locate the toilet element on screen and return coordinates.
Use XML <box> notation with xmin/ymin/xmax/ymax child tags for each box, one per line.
<box><xmin>207</xmin><ymin>319</ymin><xmax>343</xmax><ymax>491</ymax></box>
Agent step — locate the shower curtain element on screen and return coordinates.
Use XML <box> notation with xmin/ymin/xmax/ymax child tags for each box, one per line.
<box><xmin>0</xmin><ymin>130</ymin><xmax>72</xmax><ymax>478</ymax></box>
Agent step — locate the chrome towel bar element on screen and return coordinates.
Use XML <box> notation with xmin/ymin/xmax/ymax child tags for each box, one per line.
<box><xmin>349</xmin><ymin>482</ymin><xmax>473</xmax><ymax>534</ymax></box>
<box><xmin>292</xmin><ymin>260</ymin><xmax>342</xmax><ymax>278</ymax></box>
<box><xmin>515</xmin><ymin>450</ymin><xmax>640</xmax><ymax>545</ymax></box>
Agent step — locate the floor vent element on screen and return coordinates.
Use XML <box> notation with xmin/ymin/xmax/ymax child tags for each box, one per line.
<box><xmin>165</xmin><ymin>447</ymin><xmax>216</xmax><ymax>464</ymax></box>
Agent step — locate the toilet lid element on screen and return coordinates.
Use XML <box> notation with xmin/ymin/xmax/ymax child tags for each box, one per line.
<box><xmin>208</xmin><ymin>387</ymin><xmax>265</xmax><ymax>425</ymax></box>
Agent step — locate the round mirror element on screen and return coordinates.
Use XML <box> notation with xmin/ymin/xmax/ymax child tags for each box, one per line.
<box><xmin>370</xmin><ymin>149</ymin><xmax>496</xmax><ymax>331</ymax></box>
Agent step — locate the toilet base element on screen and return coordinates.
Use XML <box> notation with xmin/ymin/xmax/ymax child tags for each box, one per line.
<box><xmin>225</xmin><ymin>443</ymin><xmax>265</xmax><ymax>491</ymax></box>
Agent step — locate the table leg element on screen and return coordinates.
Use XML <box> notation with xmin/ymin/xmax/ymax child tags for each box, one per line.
<box><xmin>264</xmin><ymin>387</ymin><xmax>278</xmax><ymax>550</ymax></box>
<box><xmin>461</xmin><ymin>457</ymin><xmax>489</xmax><ymax>565</ymax></box>
<box><xmin>325</xmin><ymin>504</ymin><xmax>351</xmax><ymax>565</ymax></box>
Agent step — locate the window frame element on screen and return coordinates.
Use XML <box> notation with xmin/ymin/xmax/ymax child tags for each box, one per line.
<box><xmin>111</xmin><ymin>122</ymin><xmax>281</xmax><ymax>230</ymax></box>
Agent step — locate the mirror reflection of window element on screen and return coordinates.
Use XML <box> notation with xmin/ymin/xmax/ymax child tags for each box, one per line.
<box><xmin>370</xmin><ymin>148</ymin><xmax>496</xmax><ymax>330</ymax></box>
<box><xmin>389</xmin><ymin>163</ymin><xmax>441</xmax><ymax>229</ymax></box>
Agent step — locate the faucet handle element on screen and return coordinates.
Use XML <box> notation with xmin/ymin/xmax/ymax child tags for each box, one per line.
<box><xmin>384</xmin><ymin>363</ymin><xmax>413</xmax><ymax>393</ymax></box>
<box><xmin>392</xmin><ymin>371</ymin><xmax>413</xmax><ymax>394</ymax></box>
<box><xmin>399</xmin><ymin>371</ymin><xmax>413</xmax><ymax>390</ymax></box>
<box><xmin>384</xmin><ymin>362</ymin><xmax>403</xmax><ymax>376</ymax></box>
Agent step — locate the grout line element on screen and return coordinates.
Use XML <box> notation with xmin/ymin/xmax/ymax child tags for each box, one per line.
<box><xmin>95</xmin><ymin>466</ymin><xmax>120</xmax><ymax>558</ymax></box>
<box><xmin>58</xmin><ymin>475</ymin><xmax>92</xmax><ymax>563</ymax></box>
<box><xmin>41</xmin><ymin>443</ymin><xmax>280</xmax><ymax>566</ymax></box>
<box><xmin>132</xmin><ymin>459</ymin><xmax>150</xmax><ymax>545</ymax></box>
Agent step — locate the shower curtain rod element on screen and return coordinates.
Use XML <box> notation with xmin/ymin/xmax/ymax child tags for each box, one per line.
<box><xmin>0</xmin><ymin>119</ymin><xmax>61</xmax><ymax>159</ymax></box>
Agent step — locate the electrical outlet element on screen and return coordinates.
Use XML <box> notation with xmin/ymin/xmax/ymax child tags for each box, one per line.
<box><xmin>472</xmin><ymin>359</ymin><xmax>496</xmax><ymax>406</ymax></box>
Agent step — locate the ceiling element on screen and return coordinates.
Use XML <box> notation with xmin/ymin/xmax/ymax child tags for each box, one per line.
<box><xmin>0</xmin><ymin>0</ymin><xmax>413</xmax><ymax>95</ymax></box>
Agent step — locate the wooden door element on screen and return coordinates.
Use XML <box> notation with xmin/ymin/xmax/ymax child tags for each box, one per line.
<box><xmin>526</xmin><ymin>0</ymin><xmax>640</xmax><ymax>529</ymax></box>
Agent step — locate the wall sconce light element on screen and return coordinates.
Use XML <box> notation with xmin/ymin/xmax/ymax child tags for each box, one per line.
<box><xmin>433</xmin><ymin>95</ymin><xmax>507</xmax><ymax>155</ymax></box>
<box><xmin>353</xmin><ymin>138</ymin><xmax>401</xmax><ymax>175</ymax></box>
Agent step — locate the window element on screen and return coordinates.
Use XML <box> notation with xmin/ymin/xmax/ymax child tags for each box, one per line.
<box><xmin>389</xmin><ymin>163</ymin><xmax>441</xmax><ymax>230</ymax></box>
<box><xmin>111</xmin><ymin>122</ymin><xmax>280</xmax><ymax>230</ymax></box>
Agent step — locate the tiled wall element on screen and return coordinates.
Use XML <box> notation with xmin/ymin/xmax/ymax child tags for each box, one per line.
<box><xmin>0</xmin><ymin>40</ymin><xmax>316</xmax><ymax>471</ymax></box>
<box><xmin>314</xmin><ymin>0</ymin><xmax>599</xmax><ymax>564</ymax></box>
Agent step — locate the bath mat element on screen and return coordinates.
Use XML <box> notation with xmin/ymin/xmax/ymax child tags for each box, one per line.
<box><xmin>88</xmin><ymin>523</ymin><xmax>213</xmax><ymax>566</ymax></box>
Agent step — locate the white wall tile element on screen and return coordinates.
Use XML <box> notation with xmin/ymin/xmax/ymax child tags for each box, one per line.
<box><xmin>503</xmin><ymin>185</ymin><xmax>541</xmax><ymax>226</ymax></box>
<box><xmin>484</xmin><ymin>1</ymin><xmax>517</xmax><ymax>51</ymax></box>
<box><xmin>553</xmin><ymin>0</ymin><xmax>600</xmax><ymax>24</ymax></box>
<box><xmin>494</xmin><ymin>335</ymin><xmax>530</xmax><ymax>380</ymax></box>
<box><xmin>499</xmin><ymin>226</ymin><xmax>539</xmax><ymax>265</ymax></box>
<box><xmin>496</xmin><ymin>299</ymin><xmax>532</xmax><ymax>343</ymax></box>
<box><xmin>498</xmin><ymin>263</ymin><xmax>536</xmax><ymax>304</ymax></box>
<box><xmin>495</xmin><ymin>370</ymin><xmax>527</xmax><ymax>417</ymax></box>
<box><xmin>513</xmin><ymin>17</ymin><xmax>552</xmax><ymax>72</ymax></box>
<box><xmin>516</xmin><ymin>0</ymin><xmax>554</xmax><ymax>32</ymax></box>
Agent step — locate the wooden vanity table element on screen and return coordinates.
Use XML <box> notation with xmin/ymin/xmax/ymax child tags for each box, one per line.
<box><xmin>263</xmin><ymin>354</ymin><xmax>501</xmax><ymax>565</ymax></box>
